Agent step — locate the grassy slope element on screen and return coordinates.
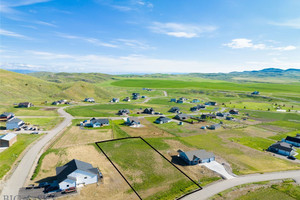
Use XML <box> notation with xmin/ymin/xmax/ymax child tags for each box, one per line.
<box><xmin>0</xmin><ymin>134</ymin><xmax>41</xmax><ymax>179</ymax></box>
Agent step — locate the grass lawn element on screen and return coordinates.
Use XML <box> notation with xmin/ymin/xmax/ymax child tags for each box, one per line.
<box><xmin>0</xmin><ymin>134</ymin><xmax>41</xmax><ymax>179</ymax></box>
<box><xmin>19</xmin><ymin>117</ymin><xmax>63</xmax><ymax>130</ymax></box>
<box><xmin>65</xmin><ymin>104</ymin><xmax>145</xmax><ymax>117</ymax></box>
<box><xmin>242</xmin><ymin>110</ymin><xmax>300</xmax><ymax>121</ymax></box>
<box><xmin>9</xmin><ymin>107</ymin><xmax>58</xmax><ymax>116</ymax></box>
<box><xmin>97</xmin><ymin>138</ymin><xmax>199</xmax><ymax>200</ymax></box>
<box><xmin>230</xmin><ymin>136</ymin><xmax>275</xmax><ymax>151</ymax></box>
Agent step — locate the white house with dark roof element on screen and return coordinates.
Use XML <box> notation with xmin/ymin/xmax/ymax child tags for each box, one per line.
<box><xmin>56</xmin><ymin>159</ymin><xmax>101</xmax><ymax>190</ymax></box>
<box><xmin>178</xmin><ymin>149</ymin><xmax>215</xmax><ymax>165</ymax></box>
<box><xmin>125</xmin><ymin>117</ymin><xmax>141</xmax><ymax>127</ymax></box>
<box><xmin>6</xmin><ymin>118</ymin><xmax>24</xmax><ymax>130</ymax></box>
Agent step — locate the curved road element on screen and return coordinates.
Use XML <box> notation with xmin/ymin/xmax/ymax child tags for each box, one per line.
<box><xmin>0</xmin><ymin>107</ymin><xmax>73</xmax><ymax>199</ymax></box>
<box><xmin>183</xmin><ymin>169</ymin><xmax>300</xmax><ymax>200</ymax></box>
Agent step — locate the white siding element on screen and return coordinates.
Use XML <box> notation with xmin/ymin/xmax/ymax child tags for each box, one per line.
<box><xmin>68</xmin><ymin>169</ymin><xmax>98</xmax><ymax>185</ymax></box>
<box><xmin>59</xmin><ymin>179</ymin><xmax>76</xmax><ymax>190</ymax></box>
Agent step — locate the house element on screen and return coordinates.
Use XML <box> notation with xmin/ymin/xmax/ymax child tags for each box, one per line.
<box><xmin>132</xmin><ymin>93</ymin><xmax>140</xmax><ymax>100</ymax></box>
<box><xmin>190</xmin><ymin>105</ymin><xmax>205</xmax><ymax>112</ymax></box>
<box><xmin>251</xmin><ymin>91</ymin><xmax>260</xmax><ymax>95</ymax></box>
<box><xmin>174</xmin><ymin>114</ymin><xmax>191</xmax><ymax>121</ymax></box>
<box><xmin>282</xmin><ymin>134</ymin><xmax>300</xmax><ymax>147</ymax></box>
<box><xmin>207</xmin><ymin>123</ymin><xmax>221</xmax><ymax>130</ymax></box>
<box><xmin>268</xmin><ymin>141</ymin><xmax>295</xmax><ymax>156</ymax></box>
<box><xmin>143</xmin><ymin>108</ymin><xmax>155</xmax><ymax>115</ymax></box>
<box><xmin>0</xmin><ymin>133</ymin><xmax>17</xmax><ymax>147</ymax></box>
<box><xmin>52</xmin><ymin>101</ymin><xmax>60</xmax><ymax>105</ymax></box>
<box><xmin>6</xmin><ymin>118</ymin><xmax>24</xmax><ymax>130</ymax></box>
<box><xmin>123</xmin><ymin>97</ymin><xmax>131</xmax><ymax>102</ymax></box>
<box><xmin>84</xmin><ymin>118</ymin><xmax>109</xmax><ymax>128</ymax></box>
<box><xmin>178</xmin><ymin>149</ymin><xmax>215</xmax><ymax>165</ymax></box>
<box><xmin>216</xmin><ymin>112</ymin><xmax>230</xmax><ymax>117</ymax></box>
<box><xmin>18</xmin><ymin>102</ymin><xmax>33</xmax><ymax>108</ymax></box>
<box><xmin>141</xmin><ymin>96</ymin><xmax>147</xmax><ymax>98</ymax></box>
<box><xmin>0</xmin><ymin>112</ymin><xmax>14</xmax><ymax>121</ymax></box>
<box><xmin>201</xmin><ymin>114</ymin><xmax>216</xmax><ymax>119</ymax></box>
<box><xmin>229</xmin><ymin>109</ymin><xmax>239</xmax><ymax>115</ymax></box>
<box><xmin>226</xmin><ymin>116</ymin><xmax>234</xmax><ymax>120</ymax></box>
<box><xmin>111</xmin><ymin>98</ymin><xmax>119</xmax><ymax>103</ymax></box>
<box><xmin>169</xmin><ymin>107</ymin><xmax>180</xmax><ymax>113</ymax></box>
<box><xmin>118</xmin><ymin>109</ymin><xmax>130</xmax><ymax>116</ymax></box>
<box><xmin>56</xmin><ymin>159</ymin><xmax>101</xmax><ymax>191</ymax></box>
<box><xmin>205</xmin><ymin>102</ymin><xmax>217</xmax><ymax>106</ymax></box>
<box><xmin>84</xmin><ymin>98</ymin><xmax>95</xmax><ymax>103</ymax></box>
<box><xmin>191</xmin><ymin>99</ymin><xmax>200</xmax><ymax>103</ymax></box>
<box><xmin>170</xmin><ymin>98</ymin><xmax>177</xmax><ymax>102</ymax></box>
<box><xmin>125</xmin><ymin>117</ymin><xmax>141</xmax><ymax>127</ymax></box>
<box><xmin>179</xmin><ymin>97</ymin><xmax>187</xmax><ymax>101</ymax></box>
<box><xmin>155</xmin><ymin>116</ymin><xmax>171</xmax><ymax>124</ymax></box>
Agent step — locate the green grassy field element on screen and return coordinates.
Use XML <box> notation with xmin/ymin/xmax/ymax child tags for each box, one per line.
<box><xmin>97</xmin><ymin>138</ymin><xmax>199</xmax><ymax>200</ymax></box>
<box><xmin>230</xmin><ymin>136</ymin><xmax>275</xmax><ymax>151</ymax></box>
<box><xmin>19</xmin><ymin>117</ymin><xmax>64</xmax><ymax>130</ymax></box>
<box><xmin>0</xmin><ymin>134</ymin><xmax>41</xmax><ymax>179</ymax></box>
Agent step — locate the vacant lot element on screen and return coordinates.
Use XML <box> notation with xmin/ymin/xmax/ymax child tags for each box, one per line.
<box><xmin>53</xmin><ymin>126</ymin><xmax>113</xmax><ymax>149</ymax></box>
<box><xmin>114</xmin><ymin>119</ymin><xmax>173</xmax><ymax>138</ymax></box>
<box><xmin>19</xmin><ymin>117</ymin><xmax>63</xmax><ymax>130</ymax></box>
<box><xmin>0</xmin><ymin>134</ymin><xmax>41</xmax><ymax>179</ymax></box>
<box><xmin>3</xmin><ymin>106</ymin><xmax>59</xmax><ymax>116</ymax></box>
<box><xmin>97</xmin><ymin>138</ymin><xmax>199</xmax><ymax>200</ymax></box>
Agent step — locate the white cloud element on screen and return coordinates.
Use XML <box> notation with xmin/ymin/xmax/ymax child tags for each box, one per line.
<box><xmin>224</xmin><ymin>38</ymin><xmax>296</xmax><ymax>51</ymax></box>
<box><xmin>270</xmin><ymin>18</ymin><xmax>300</xmax><ymax>29</ymax></box>
<box><xmin>115</xmin><ymin>39</ymin><xmax>153</xmax><ymax>50</ymax></box>
<box><xmin>35</xmin><ymin>20</ymin><xmax>57</xmax><ymax>27</ymax></box>
<box><xmin>149</xmin><ymin>22</ymin><xmax>217</xmax><ymax>38</ymax></box>
<box><xmin>0</xmin><ymin>0</ymin><xmax>51</xmax><ymax>14</ymax></box>
<box><xmin>0</xmin><ymin>28</ymin><xmax>30</xmax><ymax>39</ymax></box>
<box><xmin>58</xmin><ymin>33</ymin><xmax>118</xmax><ymax>48</ymax></box>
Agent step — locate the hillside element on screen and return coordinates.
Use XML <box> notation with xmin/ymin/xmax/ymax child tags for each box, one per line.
<box><xmin>0</xmin><ymin>70</ymin><xmax>114</xmax><ymax>102</ymax></box>
<box><xmin>29</xmin><ymin>72</ymin><xmax>114</xmax><ymax>83</ymax></box>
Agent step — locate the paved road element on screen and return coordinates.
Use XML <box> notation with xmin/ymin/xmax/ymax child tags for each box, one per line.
<box><xmin>183</xmin><ymin>169</ymin><xmax>300</xmax><ymax>200</ymax></box>
<box><xmin>0</xmin><ymin>107</ymin><xmax>73</xmax><ymax>199</ymax></box>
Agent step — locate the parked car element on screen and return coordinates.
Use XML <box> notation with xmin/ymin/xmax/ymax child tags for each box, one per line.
<box><xmin>288</xmin><ymin>156</ymin><xmax>296</xmax><ymax>160</ymax></box>
<box><xmin>62</xmin><ymin>187</ymin><xmax>76</xmax><ymax>194</ymax></box>
<box><xmin>31</xmin><ymin>131</ymin><xmax>39</xmax><ymax>134</ymax></box>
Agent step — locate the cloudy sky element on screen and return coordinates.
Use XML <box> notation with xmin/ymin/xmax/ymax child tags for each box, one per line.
<box><xmin>1</xmin><ymin>0</ymin><xmax>300</xmax><ymax>74</ymax></box>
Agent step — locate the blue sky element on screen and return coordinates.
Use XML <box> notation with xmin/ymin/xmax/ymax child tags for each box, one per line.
<box><xmin>0</xmin><ymin>0</ymin><xmax>300</xmax><ymax>74</ymax></box>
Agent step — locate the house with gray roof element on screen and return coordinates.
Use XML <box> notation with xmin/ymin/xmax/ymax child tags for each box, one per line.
<box><xmin>6</xmin><ymin>118</ymin><xmax>24</xmax><ymax>130</ymax></box>
<box><xmin>207</xmin><ymin>123</ymin><xmax>221</xmax><ymax>130</ymax></box>
<box><xmin>155</xmin><ymin>116</ymin><xmax>171</xmax><ymax>124</ymax></box>
<box><xmin>174</xmin><ymin>114</ymin><xmax>191</xmax><ymax>121</ymax></box>
<box><xmin>0</xmin><ymin>112</ymin><xmax>14</xmax><ymax>121</ymax></box>
<box><xmin>84</xmin><ymin>118</ymin><xmax>109</xmax><ymax>128</ymax></box>
<box><xmin>268</xmin><ymin>141</ymin><xmax>296</xmax><ymax>156</ymax></box>
<box><xmin>125</xmin><ymin>117</ymin><xmax>141</xmax><ymax>127</ymax></box>
<box><xmin>178</xmin><ymin>149</ymin><xmax>215</xmax><ymax>165</ymax></box>
<box><xmin>56</xmin><ymin>159</ymin><xmax>101</xmax><ymax>190</ymax></box>
<box><xmin>84</xmin><ymin>98</ymin><xmax>95</xmax><ymax>103</ymax></box>
<box><xmin>18</xmin><ymin>102</ymin><xmax>33</xmax><ymax>108</ymax></box>
<box><xmin>118</xmin><ymin>109</ymin><xmax>130</xmax><ymax>116</ymax></box>
<box><xmin>0</xmin><ymin>133</ymin><xmax>17</xmax><ymax>147</ymax></box>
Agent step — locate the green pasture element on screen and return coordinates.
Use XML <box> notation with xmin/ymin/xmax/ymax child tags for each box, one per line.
<box><xmin>20</xmin><ymin>117</ymin><xmax>63</xmax><ymax>130</ymax></box>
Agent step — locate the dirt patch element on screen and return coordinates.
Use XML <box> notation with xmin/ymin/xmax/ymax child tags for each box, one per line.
<box><xmin>120</xmin><ymin>118</ymin><xmax>173</xmax><ymax>137</ymax></box>
<box><xmin>53</xmin><ymin>126</ymin><xmax>113</xmax><ymax>148</ymax></box>
<box><xmin>241</xmin><ymin>126</ymin><xmax>276</xmax><ymax>138</ymax></box>
<box><xmin>41</xmin><ymin>107</ymin><xmax>57</xmax><ymax>111</ymax></box>
<box><xmin>259</xmin><ymin>125</ymin><xmax>291</xmax><ymax>133</ymax></box>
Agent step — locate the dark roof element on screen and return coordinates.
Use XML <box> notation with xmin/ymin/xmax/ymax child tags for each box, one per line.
<box><xmin>128</xmin><ymin>117</ymin><xmax>140</xmax><ymax>123</ymax></box>
<box><xmin>156</xmin><ymin>116</ymin><xmax>171</xmax><ymax>122</ymax></box>
<box><xmin>175</xmin><ymin>114</ymin><xmax>191</xmax><ymax>119</ymax></box>
<box><xmin>285</xmin><ymin>136</ymin><xmax>300</xmax><ymax>144</ymax></box>
<box><xmin>182</xmin><ymin>150</ymin><xmax>215</xmax><ymax>161</ymax></box>
<box><xmin>56</xmin><ymin>159</ymin><xmax>98</xmax><ymax>183</ymax></box>
<box><xmin>269</xmin><ymin>141</ymin><xmax>294</xmax><ymax>152</ymax></box>
<box><xmin>18</xmin><ymin>102</ymin><xmax>31</xmax><ymax>106</ymax></box>
<box><xmin>90</xmin><ymin>118</ymin><xmax>109</xmax><ymax>124</ymax></box>
<box><xmin>0</xmin><ymin>112</ymin><xmax>14</xmax><ymax>117</ymax></box>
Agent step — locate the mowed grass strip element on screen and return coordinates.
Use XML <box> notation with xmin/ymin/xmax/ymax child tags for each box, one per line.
<box><xmin>97</xmin><ymin>138</ymin><xmax>198</xmax><ymax>199</ymax></box>
<box><xmin>65</xmin><ymin>104</ymin><xmax>144</xmax><ymax>117</ymax></box>
<box><xmin>111</xmin><ymin>79</ymin><xmax>300</xmax><ymax>93</ymax></box>
<box><xmin>0</xmin><ymin>134</ymin><xmax>41</xmax><ymax>179</ymax></box>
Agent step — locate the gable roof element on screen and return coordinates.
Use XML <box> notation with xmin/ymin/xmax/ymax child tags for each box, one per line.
<box><xmin>128</xmin><ymin>117</ymin><xmax>140</xmax><ymax>123</ymax></box>
<box><xmin>56</xmin><ymin>159</ymin><xmax>98</xmax><ymax>183</ymax></box>
<box><xmin>90</xmin><ymin>118</ymin><xmax>109</xmax><ymax>124</ymax></box>
<box><xmin>269</xmin><ymin>141</ymin><xmax>294</xmax><ymax>152</ymax></box>
<box><xmin>0</xmin><ymin>112</ymin><xmax>14</xmax><ymax>117</ymax></box>
<box><xmin>183</xmin><ymin>150</ymin><xmax>215</xmax><ymax>161</ymax></box>
<box><xmin>0</xmin><ymin>133</ymin><xmax>17</xmax><ymax>141</ymax></box>
<box><xmin>156</xmin><ymin>116</ymin><xmax>171</xmax><ymax>122</ymax></box>
<box><xmin>285</xmin><ymin>136</ymin><xmax>300</xmax><ymax>144</ymax></box>
<box><xmin>6</xmin><ymin>118</ymin><xmax>23</xmax><ymax>124</ymax></box>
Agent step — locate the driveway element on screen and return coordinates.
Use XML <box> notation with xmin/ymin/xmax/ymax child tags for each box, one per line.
<box><xmin>0</xmin><ymin>107</ymin><xmax>73</xmax><ymax>199</ymax></box>
<box><xmin>200</xmin><ymin>161</ymin><xmax>235</xmax><ymax>180</ymax></box>
<box><xmin>182</xmin><ymin>169</ymin><xmax>300</xmax><ymax>200</ymax></box>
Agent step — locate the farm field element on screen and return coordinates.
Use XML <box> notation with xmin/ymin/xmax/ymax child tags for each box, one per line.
<box><xmin>0</xmin><ymin>134</ymin><xmax>41</xmax><ymax>179</ymax></box>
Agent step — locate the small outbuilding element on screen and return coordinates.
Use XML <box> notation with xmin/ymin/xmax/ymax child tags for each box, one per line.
<box><xmin>0</xmin><ymin>133</ymin><xmax>17</xmax><ymax>147</ymax></box>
